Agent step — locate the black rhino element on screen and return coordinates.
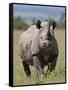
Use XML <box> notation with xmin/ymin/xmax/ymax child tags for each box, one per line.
<box><xmin>19</xmin><ymin>20</ymin><xmax>59</xmax><ymax>77</ymax></box>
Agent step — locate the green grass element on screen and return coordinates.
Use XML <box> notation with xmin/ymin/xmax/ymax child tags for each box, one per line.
<box><xmin>13</xmin><ymin>29</ymin><xmax>65</xmax><ymax>86</ymax></box>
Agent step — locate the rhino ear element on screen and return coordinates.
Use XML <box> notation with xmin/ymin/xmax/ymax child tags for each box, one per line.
<box><xmin>36</xmin><ymin>20</ymin><xmax>41</xmax><ymax>29</ymax></box>
<box><xmin>52</xmin><ymin>21</ymin><xmax>57</xmax><ymax>30</ymax></box>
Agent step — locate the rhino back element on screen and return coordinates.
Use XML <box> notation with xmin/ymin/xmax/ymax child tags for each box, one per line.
<box><xmin>19</xmin><ymin>25</ymin><xmax>37</xmax><ymax>60</ymax></box>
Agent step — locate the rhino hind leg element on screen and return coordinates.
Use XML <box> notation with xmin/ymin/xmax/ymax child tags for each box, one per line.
<box><xmin>22</xmin><ymin>60</ymin><xmax>31</xmax><ymax>77</ymax></box>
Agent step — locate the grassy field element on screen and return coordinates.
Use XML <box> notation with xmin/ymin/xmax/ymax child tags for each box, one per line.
<box><xmin>13</xmin><ymin>29</ymin><xmax>66</xmax><ymax>86</ymax></box>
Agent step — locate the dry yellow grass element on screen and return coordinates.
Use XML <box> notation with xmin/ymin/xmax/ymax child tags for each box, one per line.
<box><xmin>13</xmin><ymin>29</ymin><xmax>66</xmax><ymax>86</ymax></box>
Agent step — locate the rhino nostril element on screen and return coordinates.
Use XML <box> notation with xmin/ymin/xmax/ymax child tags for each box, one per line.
<box><xmin>43</xmin><ymin>42</ymin><xmax>47</xmax><ymax>47</ymax></box>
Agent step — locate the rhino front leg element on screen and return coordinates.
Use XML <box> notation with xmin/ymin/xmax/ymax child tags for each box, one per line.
<box><xmin>32</xmin><ymin>55</ymin><xmax>44</xmax><ymax>76</ymax></box>
<box><xmin>22</xmin><ymin>60</ymin><xmax>31</xmax><ymax>77</ymax></box>
<box><xmin>46</xmin><ymin>54</ymin><xmax>58</xmax><ymax>75</ymax></box>
<box><xmin>50</xmin><ymin>54</ymin><xmax>58</xmax><ymax>71</ymax></box>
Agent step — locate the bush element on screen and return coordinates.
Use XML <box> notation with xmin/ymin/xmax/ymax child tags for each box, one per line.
<box><xmin>14</xmin><ymin>16</ymin><xmax>29</xmax><ymax>30</ymax></box>
<box><xmin>48</xmin><ymin>18</ymin><xmax>65</xmax><ymax>30</ymax></box>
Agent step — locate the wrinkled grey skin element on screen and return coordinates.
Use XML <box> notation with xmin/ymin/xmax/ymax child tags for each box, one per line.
<box><xmin>19</xmin><ymin>20</ymin><xmax>59</xmax><ymax>77</ymax></box>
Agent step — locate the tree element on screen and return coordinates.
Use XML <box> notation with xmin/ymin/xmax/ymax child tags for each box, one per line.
<box><xmin>14</xmin><ymin>16</ymin><xmax>29</xmax><ymax>30</ymax></box>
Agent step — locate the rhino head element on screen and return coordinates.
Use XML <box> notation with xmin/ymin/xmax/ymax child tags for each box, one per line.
<box><xmin>36</xmin><ymin>20</ymin><xmax>52</xmax><ymax>51</ymax></box>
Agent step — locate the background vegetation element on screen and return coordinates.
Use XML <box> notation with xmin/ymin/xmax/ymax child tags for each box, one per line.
<box><xmin>13</xmin><ymin>12</ymin><xmax>66</xmax><ymax>86</ymax></box>
<box><xmin>14</xmin><ymin>16</ymin><xmax>29</xmax><ymax>30</ymax></box>
<box><xmin>14</xmin><ymin>12</ymin><xmax>65</xmax><ymax>30</ymax></box>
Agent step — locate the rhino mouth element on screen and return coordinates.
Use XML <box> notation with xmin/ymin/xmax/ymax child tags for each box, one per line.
<box><xmin>40</xmin><ymin>45</ymin><xmax>52</xmax><ymax>54</ymax></box>
<box><xmin>43</xmin><ymin>43</ymin><xmax>52</xmax><ymax>50</ymax></box>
